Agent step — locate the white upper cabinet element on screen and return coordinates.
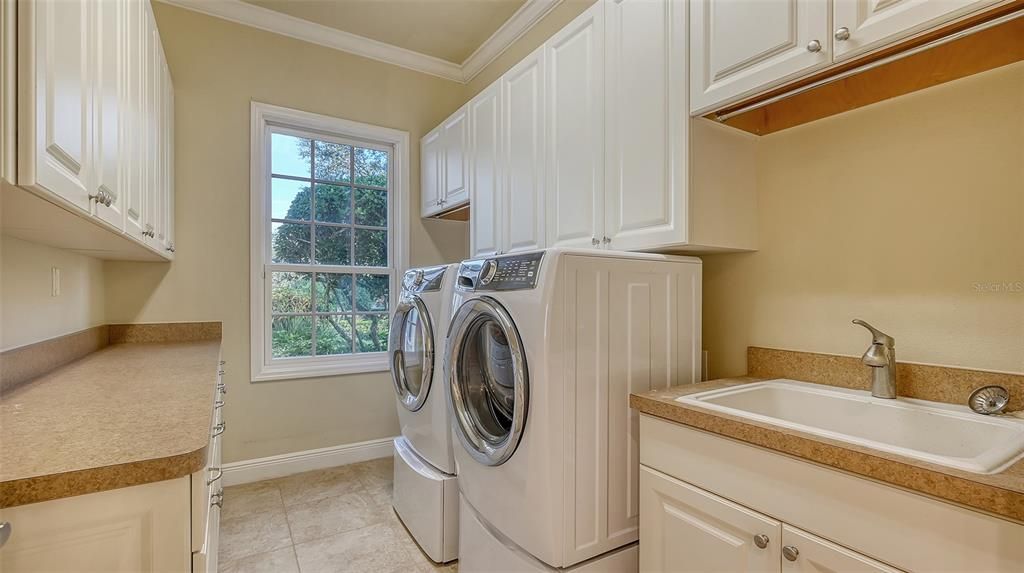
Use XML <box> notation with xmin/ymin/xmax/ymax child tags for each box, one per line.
<box><xmin>603</xmin><ymin>0</ymin><xmax>687</xmax><ymax>251</ymax></box>
<box><xmin>420</xmin><ymin>103</ymin><xmax>469</xmax><ymax>218</ymax></box>
<box><xmin>501</xmin><ymin>46</ymin><xmax>545</xmax><ymax>255</ymax></box>
<box><xmin>832</xmin><ymin>0</ymin><xmax>1001</xmax><ymax>61</ymax></box>
<box><xmin>420</xmin><ymin>127</ymin><xmax>443</xmax><ymax>216</ymax></box>
<box><xmin>20</xmin><ymin>0</ymin><xmax>94</xmax><ymax>212</ymax></box>
<box><xmin>544</xmin><ymin>4</ymin><xmax>605</xmax><ymax>250</ymax></box>
<box><xmin>689</xmin><ymin>0</ymin><xmax>831</xmax><ymax>115</ymax></box>
<box><xmin>468</xmin><ymin>83</ymin><xmax>502</xmax><ymax>258</ymax></box>
<box><xmin>15</xmin><ymin>0</ymin><xmax>175</xmax><ymax>260</ymax></box>
<box><xmin>442</xmin><ymin>107</ymin><xmax>469</xmax><ymax>207</ymax></box>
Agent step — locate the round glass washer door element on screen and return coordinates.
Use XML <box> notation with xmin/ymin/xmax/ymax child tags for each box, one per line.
<box><xmin>388</xmin><ymin>295</ymin><xmax>434</xmax><ymax>412</ymax></box>
<box><xmin>446</xmin><ymin>296</ymin><xmax>528</xmax><ymax>466</ymax></box>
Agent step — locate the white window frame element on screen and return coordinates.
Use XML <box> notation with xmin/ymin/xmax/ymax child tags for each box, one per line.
<box><xmin>250</xmin><ymin>102</ymin><xmax>409</xmax><ymax>381</ymax></box>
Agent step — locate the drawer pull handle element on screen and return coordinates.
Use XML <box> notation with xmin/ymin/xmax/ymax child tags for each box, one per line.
<box><xmin>214</xmin><ymin>400</ymin><xmax>224</xmax><ymax>410</ymax></box>
<box><xmin>212</xmin><ymin>422</ymin><xmax>226</xmax><ymax>437</ymax></box>
<box><xmin>217</xmin><ymin>382</ymin><xmax>227</xmax><ymax>395</ymax></box>
<box><xmin>753</xmin><ymin>534</ymin><xmax>769</xmax><ymax>549</ymax></box>
<box><xmin>207</xmin><ymin>467</ymin><xmax>223</xmax><ymax>486</ymax></box>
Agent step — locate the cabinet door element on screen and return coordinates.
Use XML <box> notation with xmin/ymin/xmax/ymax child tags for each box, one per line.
<box><xmin>639</xmin><ymin>465</ymin><xmax>780</xmax><ymax>572</ymax></box>
<box><xmin>92</xmin><ymin>0</ymin><xmax>126</xmax><ymax>230</ymax></box>
<box><xmin>604</xmin><ymin>0</ymin><xmax>686</xmax><ymax>251</ymax></box>
<box><xmin>468</xmin><ymin>82</ymin><xmax>502</xmax><ymax>258</ymax></box>
<box><xmin>144</xmin><ymin>18</ymin><xmax>162</xmax><ymax>247</ymax></box>
<box><xmin>1</xmin><ymin>0</ymin><xmax>16</xmax><ymax>184</ymax></box>
<box><xmin>122</xmin><ymin>0</ymin><xmax>146</xmax><ymax>241</ymax></box>
<box><xmin>689</xmin><ymin>0</ymin><xmax>831</xmax><ymax>114</ymax></box>
<box><xmin>501</xmin><ymin>46</ymin><xmax>545</xmax><ymax>254</ymax></box>
<box><xmin>442</xmin><ymin>106</ymin><xmax>469</xmax><ymax>208</ymax></box>
<box><xmin>420</xmin><ymin>128</ymin><xmax>443</xmax><ymax>217</ymax></box>
<box><xmin>832</xmin><ymin>0</ymin><xmax>1001</xmax><ymax>61</ymax></box>
<box><xmin>545</xmin><ymin>4</ymin><xmax>604</xmax><ymax>250</ymax></box>
<box><xmin>780</xmin><ymin>525</ymin><xmax>902</xmax><ymax>573</ymax></box>
<box><xmin>20</xmin><ymin>0</ymin><xmax>93</xmax><ymax>212</ymax></box>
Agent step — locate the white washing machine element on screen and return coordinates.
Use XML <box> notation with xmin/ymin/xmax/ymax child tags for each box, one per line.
<box><xmin>389</xmin><ymin>264</ymin><xmax>459</xmax><ymax>563</ymax></box>
<box><xmin>445</xmin><ymin>249</ymin><xmax>702</xmax><ymax>572</ymax></box>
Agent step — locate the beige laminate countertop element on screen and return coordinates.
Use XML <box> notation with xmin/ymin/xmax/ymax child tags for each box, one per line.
<box><xmin>631</xmin><ymin>378</ymin><xmax>1024</xmax><ymax>523</ymax></box>
<box><xmin>0</xmin><ymin>340</ymin><xmax>221</xmax><ymax>508</ymax></box>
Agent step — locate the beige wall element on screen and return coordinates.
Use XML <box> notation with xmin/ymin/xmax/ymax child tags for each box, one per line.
<box><xmin>0</xmin><ymin>236</ymin><xmax>106</xmax><ymax>350</ymax></box>
<box><xmin>703</xmin><ymin>62</ymin><xmax>1024</xmax><ymax>378</ymax></box>
<box><xmin>104</xmin><ymin>4</ymin><xmax>469</xmax><ymax>462</ymax></box>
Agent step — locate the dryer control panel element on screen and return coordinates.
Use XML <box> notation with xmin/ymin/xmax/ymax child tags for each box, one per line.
<box><xmin>402</xmin><ymin>265</ymin><xmax>447</xmax><ymax>294</ymax></box>
<box><xmin>457</xmin><ymin>252</ymin><xmax>544</xmax><ymax>292</ymax></box>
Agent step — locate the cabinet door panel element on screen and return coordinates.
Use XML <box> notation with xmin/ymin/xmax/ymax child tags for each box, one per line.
<box><xmin>604</xmin><ymin>0</ymin><xmax>686</xmax><ymax>251</ymax></box>
<box><xmin>93</xmin><ymin>0</ymin><xmax>125</xmax><ymax>230</ymax></box>
<box><xmin>468</xmin><ymin>83</ymin><xmax>502</xmax><ymax>258</ymax></box>
<box><xmin>545</xmin><ymin>4</ymin><xmax>604</xmax><ymax>249</ymax></box>
<box><xmin>689</xmin><ymin>0</ymin><xmax>831</xmax><ymax>114</ymax></box>
<box><xmin>781</xmin><ymin>525</ymin><xmax>903</xmax><ymax>573</ymax></box>
<box><xmin>162</xmin><ymin>61</ymin><xmax>174</xmax><ymax>256</ymax></box>
<box><xmin>502</xmin><ymin>47</ymin><xmax>545</xmax><ymax>254</ymax></box>
<box><xmin>420</xmin><ymin>128</ymin><xmax>443</xmax><ymax>217</ymax></box>
<box><xmin>832</xmin><ymin>0</ymin><xmax>1001</xmax><ymax>61</ymax></box>
<box><xmin>122</xmin><ymin>0</ymin><xmax>146</xmax><ymax>240</ymax></box>
<box><xmin>640</xmin><ymin>465</ymin><xmax>781</xmax><ymax>572</ymax></box>
<box><xmin>442</xmin><ymin>106</ymin><xmax>468</xmax><ymax>207</ymax></box>
<box><xmin>23</xmin><ymin>0</ymin><xmax>92</xmax><ymax>211</ymax></box>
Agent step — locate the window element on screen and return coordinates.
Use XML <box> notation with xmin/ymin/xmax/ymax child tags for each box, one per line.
<box><xmin>251</xmin><ymin>103</ymin><xmax>409</xmax><ymax>381</ymax></box>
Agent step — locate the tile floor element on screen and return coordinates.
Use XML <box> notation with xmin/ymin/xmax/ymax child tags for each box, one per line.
<box><xmin>218</xmin><ymin>457</ymin><xmax>458</xmax><ymax>573</ymax></box>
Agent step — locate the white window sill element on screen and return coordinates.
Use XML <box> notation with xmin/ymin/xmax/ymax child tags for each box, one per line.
<box><xmin>252</xmin><ymin>354</ymin><xmax>390</xmax><ymax>382</ymax></box>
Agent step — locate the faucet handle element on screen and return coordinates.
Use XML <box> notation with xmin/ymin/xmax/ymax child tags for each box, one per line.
<box><xmin>852</xmin><ymin>319</ymin><xmax>894</xmax><ymax>346</ymax></box>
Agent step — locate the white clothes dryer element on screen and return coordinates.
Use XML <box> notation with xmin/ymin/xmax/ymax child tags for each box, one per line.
<box><xmin>389</xmin><ymin>264</ymin><xmax>459</xmax><ymax>563</ymax></box>
<box><xmin>445</xmin><ymin>249</ymin><xmax>702</xmax><ymax>571</ymax></box>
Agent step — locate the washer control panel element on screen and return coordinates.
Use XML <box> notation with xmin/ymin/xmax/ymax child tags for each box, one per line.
<box><xmin>457</xmin><ymin>252</ymin><xmax>544</xmax><ymax>292</ymax></box>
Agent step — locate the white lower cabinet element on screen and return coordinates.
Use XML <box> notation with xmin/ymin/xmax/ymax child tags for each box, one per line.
<box><xmin>640</xmin><ymin>466</ymin><xmax>898</xmax><ymax>572</ymax></box>
<box><xmin>640</xmin><ymin>465</ymin><xmax>780</xmax><ymax>572</ymax></box>
<box><xmin>639</xmin><ymin>414</ymin><xmax>1024</xmax><ymax>572</ymax></box>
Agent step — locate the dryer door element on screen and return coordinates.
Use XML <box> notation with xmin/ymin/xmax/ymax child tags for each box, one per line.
<box><xmin>447</xmin><ymin>296</ymin><xmax>529</xmax><ymax>466</ymax></box>
<box><xmin>389</xmin><ymin>294</ymin><xmax>435</xmax><ymax>411</ymax></box>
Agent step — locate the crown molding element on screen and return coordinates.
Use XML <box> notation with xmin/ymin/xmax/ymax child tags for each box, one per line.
<box><xmin>157</xmin><ymin>0</ymin><xmax>564</xmax><ymax>84</ymax></box>
<box><xmin>461</xmin><ymin>0</ymin><xmax>562</xmax><ymax>83</ymax></box>
<box><xmin>157</xmin><ymin>0</ymin><xmax>464</xmax><ymax>82</ymax></box>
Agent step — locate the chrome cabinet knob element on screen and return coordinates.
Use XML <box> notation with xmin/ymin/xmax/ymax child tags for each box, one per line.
<box><xmin>783</xmin><ymin>545</ymin><xmax>800</xmax><ymax>561</ymax></box>
<box><xmin>165</xmin><ymin>242</ymin><xmax>175</xmax><ymax>253</ymax></box>
<box><xmin>753</xmin><ymin>534</ymin><xmax>769</xmax><ymax>549</ymax></box>
<box><xmin>211</xmin><ymin>491</ymin><xmax>224</xmax><ymax>508</ymax></box>
<box><xmin>591</xmin><ymin>237</ymin><xmax>600</xmax><ymax>246</ymax></box>
<box><xmin>834</xmin><ymin>27</ymin><xmax>850</xmax><ymax>41</ymax></box>
<box><xmin>217</xmin><ymin>382</ymin><xmax>227</xmax><ymax>394</ymax></box>
<box><xmin>0</xmin><ymin>522</ymin><xmax>10</xmax><ymax>548</ymax></box>
<box><xmin>602</xmin><ymin>236</ymin><xmax>611</xmax><ymax>245</ymax></box>
<box><xmin>90</xmin><ymin>189</ymin><xmax>114</xmax><ymax>207</ymax></box>
<box><xmin>806</xmin><ymin>40</ymin><xmax>822</xmax><ymax>53</ymax></box>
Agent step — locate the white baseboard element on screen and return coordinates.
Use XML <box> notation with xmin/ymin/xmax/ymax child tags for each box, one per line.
<box><xmin>222</xmin><ymin>436</ymin><xmax>396</xmax><ymax>486</ymax></box>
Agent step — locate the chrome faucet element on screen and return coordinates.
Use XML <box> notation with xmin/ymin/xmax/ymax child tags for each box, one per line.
<box><xmin>852</xmin><ymin>319</ymin><xmax>897</xmax><ymax>399</ymax></box>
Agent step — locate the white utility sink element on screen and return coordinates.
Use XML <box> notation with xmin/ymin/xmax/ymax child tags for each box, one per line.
<box><xmin>677</xmin><ymin>379</ymin><xmax>1024</xmax><ymax>474</ymax></box>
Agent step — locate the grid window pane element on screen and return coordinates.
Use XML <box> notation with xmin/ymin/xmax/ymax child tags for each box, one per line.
<box><xmin>316</xmin><ymin>315</ymin><xmax>354</xmax><ymax>356</ymax></box>
<box><xmin>315</xmin><ymin>273</ymin><xmax>353</xmax><ymax>313</ymax></box>
<box><xmin>355</xmin><ymin>314</ymin><xmax>389</xmax><ymax>353</ymax></box>
<box><xmin>354</xmin><ymin>228</ymin><xmax>387</xmax><ymax>266</ymax></box>
<box><xmin>354</xmin><ymin>188</ymin><xmax>387</xmax><ymax>227</ymax></box>
<box><xmin>272</xmin><ymin>177</ymin><xmax>310</xmax><ymax>220</ymax></box>
<box><xmin>272</xmin><ymin>272</ymin><xmax>312</xmax><ymax>313</ymax></box>
<box><xmin>315</xmin><ymin>226</ymin><xmax>352</xmax><ymax>265</ymax></box>
<box><xmin>354</xmin><ymin>147</ymin><xmax>388</xmax><ymax>187</ymax></box>
<box><xmin>272</xmin><ymin>316</ymin><xmax>313</xmax><ymax>358</ymax></box>
<box><xmin>356</xmin><ymin>274</ymin><xmax>389</xmax><ymax>312</ymax></box>
<box><xmin>272</xmin><ymin>222</ymin><xmax>311</xmax><ymax>263</ymax></box>
<box><xmin>314</xmin><ymin>184</ymin><xmax>352</xmax><ymax>224</ymax></box>
<box><xmin>314</xmin><ymin>141</ymin><xmax>351</xmax><ymax>183</ymax></box>
<box><xmin>271</xmin><ymin>134</ymin><xmax>311</xmax><ymax>178</ymax></box>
